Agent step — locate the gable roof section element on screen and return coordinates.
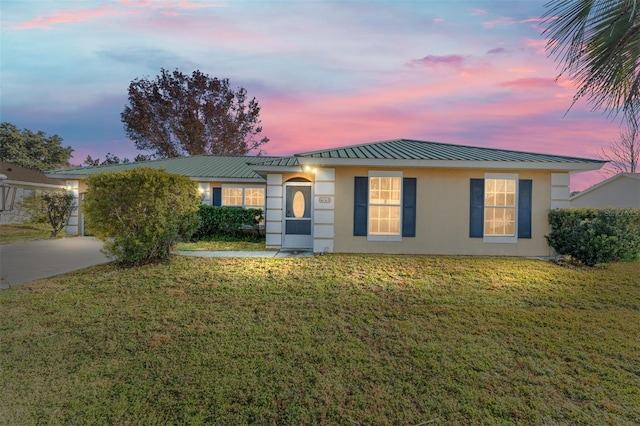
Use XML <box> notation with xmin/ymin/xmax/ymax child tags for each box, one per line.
<box><xmin>46</xmin><ymin>155</ymin><xmax>272</xmax><ymax>182</ymax></box>
<box><xmin>1</xmin><ymin>161</ymin><xmax>63</xmax><ymax>187</ymax></box>
<box><xmin>294</xmin><ymin>139</ymin><xmax>605</xmax><ymax>171</ymax></box>
<box><xmin>570</xmin><ymin>173</ymin><xmax>640</xmax><ymax>201</ymax></box>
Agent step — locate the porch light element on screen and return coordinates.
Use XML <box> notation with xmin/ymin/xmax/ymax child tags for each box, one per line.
<box><xmin>303</xmin><ymin>165</ymin><xmax>317</xmax><ymax>174</ymax></box>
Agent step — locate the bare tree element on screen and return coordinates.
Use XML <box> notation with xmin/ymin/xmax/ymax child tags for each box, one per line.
<box><xmin>601</xmin><ymin>123</ymin><xmax>639</xmax><ymax>174</ymax></box>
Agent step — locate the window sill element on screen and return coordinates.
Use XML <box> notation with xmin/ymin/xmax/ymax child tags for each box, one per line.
<box><xmin>483</xmin><ymin>235</ymin><xmax>517</xmax><ymax>244</ymax></box>
<box><xmin>367</xmin><ymin>234</ymin><xmax>402</xmax><ymax>242</ymax></box>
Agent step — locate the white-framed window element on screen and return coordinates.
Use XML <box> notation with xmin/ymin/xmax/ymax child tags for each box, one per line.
<box><xmin>221</xmin><ymin>185</ymin><xmax>265</xmax><ymax>209</ymax></box>
<box><xmin>368</xmin><ymin>171</ymin><xmax>402</xmax><ymax>241</ymax></box>
<box><xmin>484</xmin><ymin>173</ymin><xmax>517</xmax><ymax>243</ymax></box>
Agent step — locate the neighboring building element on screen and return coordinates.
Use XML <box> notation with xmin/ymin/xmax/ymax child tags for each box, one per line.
<box><xmin>0</xmin><ymin>161</ymin><xmax>64</xmax><ymax>224</ymax></box>
<box><xmin>46</xmin><ymin>139</ymin><xmax>605</xmax><ymax>256</ymax></box>
<box><xmin>570</xmin><ymin>173</ymin><xmax>640</xmax><ymax>208</ymax></box>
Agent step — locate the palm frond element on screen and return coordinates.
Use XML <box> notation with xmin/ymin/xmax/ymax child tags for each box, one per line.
<box><xmin>543</xmin><ymin>0</ymin><xmax>640</xmax><ymax>123</ymax></box>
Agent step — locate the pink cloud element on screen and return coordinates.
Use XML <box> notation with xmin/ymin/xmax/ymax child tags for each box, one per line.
<box><xmin>117</xmin><ymin>0</ymin><xmax>225</xmax><ymax>8</ymax></box>
<box><xmin>14</xmin><ymin>4</ymin><xmax>117</xmax><ymax>30</ymax></box>
<box><xmin>483</xmin><ymin>16</ymin><xmax>547</xmax><ymax>29</ymax></box>
<box><xmin>487</xmin><ymin>47</ymin><xmax>507</xmax><ymax>55</ymax></box>
<box><xmin>408</xmin><ymin>54</ymin><xmax>467</xmax><ymax>69</ymax></box>
<box><xmin>483</xmin><ymin>16</ymin><xmax>516</xmax><ymax>28</ymax></box>
<box><xmin>11</xmin><ymin>1</ymin><xmax>225</xmax><ymax>30</ymax></box>
<box><xmin>499</xmin><ymin>77</ymin><xmax>557</xmax><ymax>89</ymax></box>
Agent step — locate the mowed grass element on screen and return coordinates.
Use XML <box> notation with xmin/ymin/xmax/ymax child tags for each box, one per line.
<box><xmin>175</xmin><ymin>239</ymin><xmax>268</xmax><ymax>251</ymax></box>
<box><xmin>0</xmin><ymin>222</ymin><xmax>59</xmax><ymax>244</ymax></box>
<box><xmin>1</xmin><ymin>255</ymin><xmax>639</xmax><ymax>425</ymax></box>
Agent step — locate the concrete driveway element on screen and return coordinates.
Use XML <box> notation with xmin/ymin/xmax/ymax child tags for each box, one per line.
<box><xmin>0</xmin><ymin>237</ymin><xmax>112</xmax><ymax>289</ymax></box>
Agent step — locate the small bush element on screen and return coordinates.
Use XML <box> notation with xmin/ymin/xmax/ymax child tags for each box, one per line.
<box><xmin>546</xmin><ymin>208</ymin><xmax>640</xmax><ymax>266</ymax></box>
<box><xmin>19</xmin><ymin>191</ymin><xmax>49</xmax><ymax>224</ymax></box>
<box><xmin>84</xmin><ymin>168</ymin><xmax>201</xmax><ymax>266</ymax></box>
<box><xmin>193</xmin><ymin>205</ymin><xmax>263</xmax><ymax>240</ymax></box>
<box><xmin>42</xmin><ymin>190</ymin><xmax>75</xmax><ymax>237</ymax></box>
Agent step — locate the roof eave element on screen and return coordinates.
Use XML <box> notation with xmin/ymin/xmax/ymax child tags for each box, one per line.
<box><xmin>295</xmin><ymin>157</ymin><xmax>605</xmax><ymax>171</ymax></box>
<box><xmin>188</xmin><ymin>176</ymin><xmax>265</xmax><ymax>183</ymax></box>
<box><xmin>249</xmin><ymin>164</ymin><xmax>303</xmax><ymax>174</ymax></box>
<box><xmin>45</xmin><ymin>173</ymin><xmax>88</xmax><ymax>180</ymax></box>
<box><xmin>4</xmin><ymin>179</ymin><xmax>65</xmax><ymax>189</ymax></box>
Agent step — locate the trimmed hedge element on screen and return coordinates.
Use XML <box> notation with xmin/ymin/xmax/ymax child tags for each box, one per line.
<box><xmin>193</xmin><ymin>205</ymin><xmax>263</xmax><ymax>240</ymax></box>
<box><xmin>546</xmin><ymin>208</ymin><xmax>640</xmax><ymax>266</ymax></box>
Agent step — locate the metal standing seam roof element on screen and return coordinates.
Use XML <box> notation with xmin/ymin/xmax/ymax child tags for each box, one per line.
<box><xmin>249</xmin><ymin>156</ymin><xmax>300</xmax><ymax>167</ymax></box>
<box><xmin>46</xmin><ymin>139</ymin><xmax>606</xmax><ymax>180</ymax></box>
<box><xmin>295</xmin><ymin>139</ymin><xmax>606</xmax><ymax>164</ymax></box>
<box><xmin>46</xmin><ymin>155</ymin><xmax>277</xmax><ymax>179</ymax></box>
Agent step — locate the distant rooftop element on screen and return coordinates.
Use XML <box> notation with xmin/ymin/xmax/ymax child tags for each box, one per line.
<box><xmin>1</xmin><ymin>161</ymin><xmax>63</xmax><ymax>186</ymax></box>
<box><xmin>46</xmin><ymin>155</ymin><xmax>274</xmax><ymax>181</ymax></box>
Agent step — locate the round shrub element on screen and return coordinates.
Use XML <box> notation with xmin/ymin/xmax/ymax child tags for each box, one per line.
<box><xmin>547</xmin><ymin>208</ymin><xmax>640</xmax><ymax>266</ymax></box>
<box><xmin>83</xmin><ymin>168</ymin><xmax>201</xmax><ymax>266</ymax></box>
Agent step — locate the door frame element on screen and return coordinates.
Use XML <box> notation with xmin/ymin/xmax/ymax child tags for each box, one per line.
<box><xmin>282</xmin><ymin>182</ymin><xmax>313</xmax><ymax>250</ymax></box>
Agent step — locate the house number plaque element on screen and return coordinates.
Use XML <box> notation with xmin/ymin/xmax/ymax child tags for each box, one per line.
<box><xmin>318</xmin><ymin>196</ymin><xmax>332</xmax><ymax>204</ymax></box>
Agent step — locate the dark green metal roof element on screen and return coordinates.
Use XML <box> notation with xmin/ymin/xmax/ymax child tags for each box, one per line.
<box><xmin>47</xmin><ymin>155</ymin><xmax>275</xmax><ymax>180</ymax></box>
<box><xmin>47</xmin><ymin>139</ymin><xmax>606</xmax><ymax>181</ymax></box>
<box><xmin>296</xmin><ymin>139</ymin><xmax>605</xmax><ymax>164</ymax></box>
<box><xmin>250</xmin><ymin>156</ymin><xmax>300</xmax><ymax>167</ymax></box>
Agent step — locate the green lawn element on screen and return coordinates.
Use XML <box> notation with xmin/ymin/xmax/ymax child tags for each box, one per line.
<box><xmin>0</xmin><ymin>222</ymin><xmax>60</xmax><ymax>244</ymax></box>
<box><xmin>175</xmin><ymin>239</ymin><xmax>268</xmax><ymax>251</ymax></box>
<box><xmin>1</xmin><ymin>255</ymin><xmax>639</xmax><ymax>424</ymax></box>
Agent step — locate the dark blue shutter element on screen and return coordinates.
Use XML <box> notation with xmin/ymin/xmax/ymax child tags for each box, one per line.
<box><xmin>354</xmin><ymin>177</ymin><xmax>368</xmax><ymax>236</ymax></box>
<box><xmin>212</xmin><ymin>187</ymin><xmax>222</xmax><ymax>206</ymax></box>
<box><xmin>518</xmin><ymin>180</ymin><xmax>532</xmax><ymax>239</ymax></box>
<box><xmin>402</xmin><ymin>178</ymin><xmax>416</xmax><ymax>237</ymax></box>
<box><xmin>470</xmin><ymin>179</ymin><xmax>484</xmax><ymax>238</ymax></box>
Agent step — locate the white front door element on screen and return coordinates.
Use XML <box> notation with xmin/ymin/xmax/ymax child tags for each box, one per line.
<box><xmin>283</xmin><ymin>183</ymin><xmax>313</xmax><ymax>249</ymax></box>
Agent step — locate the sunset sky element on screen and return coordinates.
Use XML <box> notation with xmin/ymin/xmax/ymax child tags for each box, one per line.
<box><xmin>0</xmin><ymin>0</ymin><xmax>625</xmax><ymax>190</ymax></box>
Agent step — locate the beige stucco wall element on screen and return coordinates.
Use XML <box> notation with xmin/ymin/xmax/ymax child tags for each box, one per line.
<box><xmin>571</xmin><ymin>176</ymin><xmax>640</xmax><ymax>208</ymax></box>
<box><xmin>332</xmin><ymin>167</ymin><xmax>554</xmax><ymax>256</ymax></box>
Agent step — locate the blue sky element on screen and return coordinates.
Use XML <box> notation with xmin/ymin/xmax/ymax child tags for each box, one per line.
<box><xmin>0</xmin><ymin>0</ymin><xmax>623</xmax><ymax>190</ymax></box>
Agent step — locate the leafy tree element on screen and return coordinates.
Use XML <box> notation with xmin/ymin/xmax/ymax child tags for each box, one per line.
<box><xmin>121</xmin><ymin>68</ymin><xmax>269</xmax><ymax>158</ymax></box>
<box><xmin>42</xmin><ymin>189</ymin><xmax>75</xmax><ymax>237</ymax></box>
<box><xmin>83</xmin><ymin>153</ymin><xmax>152</xmax><ymax>167</ymax></box>
<box><xmin>543</xmin><ymin>0</ymin><xmax>640</xmax><ymax>125</ymax></box>
<box><xmin>83</xmin><ymin>168</ymin><xmax>201</xmax><ymax>266</ymax></box>
<box><xmin>601</xmin><ymin>123</ymin><xmax>639</xmax><ymax>173</ymax></box>
<box><xmin>0</xmin><ymin>122</ymin><xmax>73</xmax><ymax>171</ymax></box>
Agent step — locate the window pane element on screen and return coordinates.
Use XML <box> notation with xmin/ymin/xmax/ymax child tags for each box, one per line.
<box><xmin>484</xmin><ymin>207</ymin><xmax>516</xmax><ymax>236</ymax></box>
<box><xmin>369</xmin><ymin>205</ymin><xmax>400</xmax><ymax>235</ymax></box>
<box><xmin>370</xmin><ymin>189</ymin><xmax>381</xmax><ymax>204</ymax></box>
<box><xmin>222</xmin><ymin>188</ymin><xmax>243</xmax><ymax>206</ymax></box>
<box><xmin>485</xmin><ymin>192</ymin><xmax>495</xmax><ymax>206</ymax></box>
<box><xmin>244</xmin><ymin>188</ymin><xmax>265</xmax><ymax>208</ymax></box>
<box><xmin>506</xmin><ymin>193</ymin><xmax>515</xmax><ymax>206</ymax></box>
<box><xmin>370</xmin><ymin>177</ymin><xmax>401</xmax><ymax>205</ymax></box>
